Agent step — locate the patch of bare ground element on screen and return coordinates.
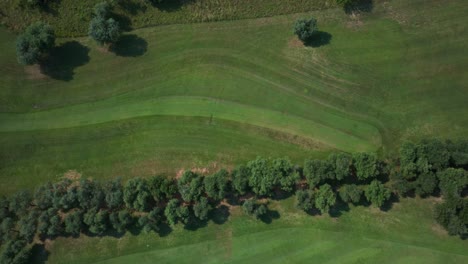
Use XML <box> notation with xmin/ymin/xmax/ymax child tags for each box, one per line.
<box><xmin>288</xmin><ymin>37</ymin><xmax>304</xmax><ymax>48</ymax></box>
<box><xmin>63</xmin><ymin>170</ymin><xmax>82</xmax><ymax>181</ymax></box>
<box><xmin>175</xmin><ymin>162</ymin><xmax>222</xmax><ymax>178</ymax></box>
<box><xmin>431</xmin><ymin>224</ymin><xmax>448</xmax><ymax>237</ymax></box>
<box><xmin>381</xmin><ymin>2</ymin><xmax>408</xmax><ymax>25</ymax></box>
<box><xmin>24</xmin><ymin>64</ymin><xmax>47</xmax><ymax>80</ymax></box>
<box><xmin>346</xmin><ymin>13</ymin><xmax>365</xmax><ymax>30</ymax></box>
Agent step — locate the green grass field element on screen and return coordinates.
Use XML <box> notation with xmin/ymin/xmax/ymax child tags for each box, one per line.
<box><xmin>1</xmin><ymin>0</ymin><xmax>467</xmax><ymax>262</ymax></box>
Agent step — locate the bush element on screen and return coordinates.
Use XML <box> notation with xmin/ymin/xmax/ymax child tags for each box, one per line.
<box><xmin>242</xmin><ymin>199</ymin><xmax>268</xmax><ymax>219</ymax></box>
<box><xmin>296</xmin><ymin>190</ymin><xmax>314</xmax><ymax>211</ymax></box>
<box><xmin>293</xmin><ymin>17</ymin><xmax>318</xmax><ymax>42</ymax></box>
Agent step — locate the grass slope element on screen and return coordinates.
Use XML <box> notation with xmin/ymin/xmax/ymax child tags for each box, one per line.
<box><xmin>1</xmin><ymin>0</ymin><xmax>468</xmax><ymax>193</ymax></box>
<box><xmin>45</xmin><ymin>197</ymin><xmax>468</xmax><ymax>264</ymax></box>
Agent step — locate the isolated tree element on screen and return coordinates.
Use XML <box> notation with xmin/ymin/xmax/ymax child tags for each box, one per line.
<box><xmin>339</xmin><ymin>184</ymin><xmax>362</xmax><ymax>204</ymax></box>
<box><xmin>365</xmin><ymin>180</ymin><xmax>391</xmax><ymax>207</ymax></box>
<box><xmin>88</xmin><ymin>2</ymin><xmax>121</xmax><ymax>47</ymax></box>
<box><xmin>314</xmin><ymin>184</ymin><xmax>336</xmax><ymax>214</ymax></box>
<box><xmin>193</xmin><ymin>197</ymin><xmax>211</xmax><ymax>221</ymax></box>
<box><xmin>16</xmin><ymin>22</ymin><xmax>55</xmax><ymax>65</ymax></box>
<box><xmin>353</xmin><ymin>153</ymin><xmax>379</xmax><ymax>181</ymax></box>
<box><xmin>204</xmin><ymin>169</ymin><xmax>228</xmax><ymax>201</ymax></box>
<box><xmin>64</xmin><ymin>210</ymin><xmax>83</xmax><ymax>236</ymax></box>
<box><xmin>293</xmin><ymin>17</ymin><xmax>318</xmax><ymax>43</ymax></box>
<box><xmin>296</xmin><ymin>190</ymin><xmax>314</xmax><ymax>211</ymax></box>
<box><xmin>231</xmin><ymin>165</ymin><xmax>249</xmax><ymax>195</ymax></box>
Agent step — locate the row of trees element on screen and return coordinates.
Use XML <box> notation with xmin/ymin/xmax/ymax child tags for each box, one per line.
<box><xmin>1</xmin><ymin>140</ymin><xmax>467</xmax><ymax>262</ymax></box>
<box><xmin>16</xmin><ymin>2</ymin><xmax>122</xmax><ymax>66</ymax></box>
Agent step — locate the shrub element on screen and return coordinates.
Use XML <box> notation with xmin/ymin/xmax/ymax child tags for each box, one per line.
<box><xmin>314</xmin><ymin>184</ymin><xmax>336</xmax><ymax>214</ymax></box>
<box><xmin>296</xmin><ymin>190</ymin><xmax>314</xmax><ymax>211</ymax></box>
<box><xmin>16</xmin><ymin>22</ymin><xmax>55</xmax><ymax>65</ymax></box>
<box><xmin>339</xmin><ymin>184</ymin><xmax>362</xmax><ymax>204</ymax></box>
<box><xmin>365</xmin><ymin>180</ymin><xmax>391</xmax><ymax>208</ymax></box>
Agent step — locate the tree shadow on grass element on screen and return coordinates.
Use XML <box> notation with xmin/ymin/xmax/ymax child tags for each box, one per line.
<box><xmin>259</xmin><ymin>209</ymin><xmax>280</xmax><ymax>224</ymax></box>
<box><xmin>118</xmin><ymin>0</ymin><xmax>147</xmax><ymax>15</ymax></box>
<box><xmin>304</xmin><ymin>31</ymin><xmax>332</xmax><ymax>48</ymax></box>
<box><xmin>111</xmin><ymin>34</ymin><xmax>148</xmax><ymax>57</ymax></box>
<box><xmin>380</xmin><ymin>193</ymin><xmax>399</xmax><ymax>212</ymax></box>
<box><xmin>329</xmin><ymin>201</ymin><xmax>350</xmax><ymax>218</ymax></box>
<box><xmin>30</xmin><ymin>243</ymin><xmax>49</xmax><ymax>264</ymax></box>
<box><xmin>40</xmin><ymin>41</ymin><xmax>90</xmax><ymax>81</ymax></box>
<box><xmin>344</xmin><ymin>0</ymin><xmax>373</xmax><ymax>15</ymax></box>
<box><xmin>210</xmin><ymin>205</ymin><xmax>230</xmax><ymax>225</ymax></box>
<box><xmin>112</xmin><ymin>13</ymin><xmax>133</xmax><ymax>32</ymax></box>
<box><xmin>149</xmin><ymin>0</ymin><xmax>192</xmax><ymax>12</ymax></box>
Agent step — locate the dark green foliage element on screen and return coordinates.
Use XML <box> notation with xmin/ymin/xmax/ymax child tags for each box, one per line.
<box><xmin>84</xmin><ymin>209</ymin><xmax>108</xmax><ymax>235</ymax></box>
<box><xmin>34</xmin><ymin>182</ymin><xmax>54</xmax><ymax>210</ymax></box>
<box><xmin>273</xmin><ymin>158</ymin><xmax>300</xmax><ymax>192</ymax></box>
<box><xmin>419</xmin><ymin>139</ymin><xmax>450</xmax><ymax>171</ymax></box>
<box><xmin>64</xmin><ymin>210</ymin><xmax>83</xmax><ymax>236</ymax></box>
<box><xmin>18</xmin><ymin>211</ymin><xmax>38</xmax><ymax>243</ymax></box>
<box><xmin>329</xmin><ymin>152</ymin><xmax>352</xmax><ymax>181</ymax></box>
<box><xmin>37</xmin><ymin>209</ymin><xmax>56</xmax><ymax>237</ymax></box>
<box><xmin>176</xmin><ymin>205</ymin><xmax>191</xmax><ymax>225</ymax></box>
<box><xmin>178</xmin><ymin>171</ymin><xmax>204</xmax><ymax>202</ymax></box>
<box><xmin>414</xmin><ymin>172</ymin><xmax>438</xmax><ymax>197</ymax></box>
<box><xmin>0</xmin><ymin>217</ymin><xmax>15</xmax><ymax>243</ymax></box>
<box><xmin>0</xmin><ymin>239</ymin><xmax>31</xmax><ymax>264</ymax></box>
<box><xmin>78</xmin><ymin>179</ymin><xmax>104</xmax><ymax>210</ymax></box>
<box><xmin>123</xmin><ymin>178</ymin><xmax>152</xmax><ymax>211</ymax></box>
<box><xmin>339</xmin><ymin>184</ymin><xmax>362</xmax><ymax>204</ymax></box>
<box><xmin>164</xmin><ymin>199</ymin><xmax>179</xmax><ymax>226</ymax></box>
<box><xmin>437</xmin><ymin>168</ymin><xmax>468</xmax><ymax>197</ymax></box>
<box><xmin>9</xmin><ymin>190</ymin><xmax>32</xmax><ymax>215</ymax></box>
<box><xmin>16</xmin><ymin>22</ymin><xmax>55</xmax><ymax>65</ymax></box>
<box><xmin>89</xmin><ymin>2</ymin><xmax>121</xmax><ymax>46</ymax></box>
<box><xmin>365</xmin><ymin>180</ymin><xmax>391</xmax><ymax>207</ymax></box>
<box><xmin>242</xmin><ymin>198</ymin><xmax>268</xmax><ymax>219</ymax></box>
<box><xmin>293</xmin><ymin>17</ymin><xmax>318</xmax><ymax>42</ymax></box>
<box><xmin>434</xmin><ymin>197</ymin><xmax>467</xmax><ymax>237</ymax></box>
<box><xmin>447</xmin><ymin>139</ymin><xmax>468</xmax><ymax>167</ymax></box>
<box><xmin>247</xmin><ymin>157</ymin><xmax>277</xmax><ymax>196</ymax></box>
<box><xmin>193</xmin><ymin>197</ymin><xmax>211</xmax><ymax>221</ymax></box>
<box><xmin>231</xmin><ymin>165</ymin><xmax>249</xmax><ymax>195</ymax></box>
<box><xmin>51</xmin><ymin>179</ymin><xmax>72</xmax><ymax>209</ymax></box>
<box><xmin>148</xmin><ymin>176</ymin><xmax>177</xmax><ymax>202</ymax></box>
<box><xmin>353</xmin><ymin>153</ymin><xmax>379</xmax><ymax>181</ymax></box>
<box><xmin>105</xmin><ymin>178</ymin><xmax>123</xmax><ymax>209</ymax></box>
<box><xmin>304</xmin><ymin>159</ymin><xmax>333</xmax><ymax>188</ymax></box>
<box><xmin>139</xmin><ymin>208</ymin><xmax>161</xmax><ymax>233</ymax></box>
<box><xmin>314</xmin><ymin>184</ymin><xmax>336</xmax><ymax>214</ymax></box>
<box><xmin>109</xmin><ymin>210</ymin><xmax>133</xmax><ymax>233</ymax></box>
<box><xmin>47</xmin><ymin>215</ymin><xmax>62</xmax><ymax>237</ymax></box>
<box><xmin>204</xmin><ymin>169</ymin><xmax>228</xmax><ymax>200</ymax></box>
<box><xmin>295</xmin><ymin>190</ymin><xmax>315</xmax><ymax>211</ymax></box>
<box><xmin>60</xmin><ymin>186</ymin><xmax>79</xmax><ymax>211</ymax></box>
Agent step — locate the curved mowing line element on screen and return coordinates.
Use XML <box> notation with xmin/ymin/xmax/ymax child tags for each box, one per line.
<box><xmin>0</xmin><ymin>96</ymin><xmax>380</xmax><ymax>152</ymax></box>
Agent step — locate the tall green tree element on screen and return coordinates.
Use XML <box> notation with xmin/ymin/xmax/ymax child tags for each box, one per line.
<box><xmin>353</xmin><ymin>153</ymin><xmax>379</xmax><ymax>181</ymax></box>
<box><xmin>204</xmin><ymin>169</ymin><xmax>228</xmax><ymax>201</ymax></box>
<box><xmin>231</xmin><ymin>165</ymin><xmax>249</xmax><ymax>195</ymax></box>
<box><xmin>314</xmin><ymin>184</ymin><xmax>336</xmax><ymax>214</ymax></box>
<box><xmin>437</xmin><ymin>168</ymin><xmax>468</xmax><ymax>197</ymax></box>
<box><xmin>88</xmin><ymin>2</ymin><xmax>121</xmax><ymax>47</ymax></box>
<box><xmin>293</xmin><ymin>17</ymin><xmax>318</xmax><ymax>43</ymax></box>
<box><xmin>16</xmin><ymin>22</ymin><xmax>55</xmax><ymax>65</ymax></box>
<box><xmin>193</xmin><ymin>197</ymin><xmax>211</xmax><ymax>221</ymax></box>
<box><xmin>178</xmin><ymin>171</ymin><xmax>204</xmax><ymax>202</ymax></box>
<box><xmin>339</xmin><ymin>184</ymin><xmax>362</xmax><ymax>204</ymax></box>
<box><xmin>365</xmin><ymin>180</ymin><xmax>391</xmax><ymax>207</ymax></box>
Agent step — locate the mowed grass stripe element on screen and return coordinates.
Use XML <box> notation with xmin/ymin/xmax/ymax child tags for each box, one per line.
<box><xmin>0</xmin><ymin>96</ymin><xmax>380</xmax><ymax>152</ymax></box>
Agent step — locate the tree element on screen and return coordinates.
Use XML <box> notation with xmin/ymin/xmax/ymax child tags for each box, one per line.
<box><xmin>353</xmin><ymin>153</ymin><xmax>379</xmax><ymax>181</ymax></box>
<box><xmin>293</xmin><ymin>17</ymin><xmax>318</xmax><ymax>43</ymax></box>
<box><xmin>123</xmin><ymin>178</ymin><xmax>152</xmax><ymax>212</ymax></box>
<box><xmin>164</xmin><ymin>199</ymin><xmax>179</xmax><ymax>226</ymax></box>
<box><xmin>231</xmin><ymin>165</ymin><xmax>249</xmax><ymax>195</ymax></box>
<box><xmin>242</xmin><ymin>198</ymin><xmax>268</xmax><ymax>219</ymax></box>
<box><xmin>148</xmin><ymin>176</ymin><xmax>177</xmax><ymax>203</ymax></box>
<box><xmin>9</xmin><ymin>190</ymin><xmax>32</xmax><ymax>215</ymax></box>
<box><xmin>296</xmin><ymin>190</ymin><xmax>314</xmax><ymax>211</ymax></box>
<box><xmin>329</xmin><ymin>153</ymin><xmax>352</xmax><ymax>181</ymax></box>
<box><xmin>303</xmin><ymin>159</ymin><xmax>334</xmax><ymax>188</ymax></box>
<box><xmin>365</xmin><ymin>180</ymin><xmax>391</xmax><ymax>207</ymax></box>
<box><xmin>176</xmin><ymin>205</ymin><xmax>191</xmax><ymax>225</ymax></box>
<box><xmin>339</xmin><ymin>184</ymin><xmax>362</xmax><ymax>204</ymax></box>
<box><xmin>178</xmin><ymin>171</ymin><xmax>204</xmax><ymax>202</ymax></box>
<box><xmin>0</xmin><ymin>239</ymin><xmax>31</xmax><ymax>264</ymax></box>
<box><xmin>314</xmin><ymin>184</ymin><xmax>336</xmax><ymax>214</ymax></box>
<box><xmin>38</xmin><ymin>208</ymin><xmax>56</xmax><ymax>237</ymax></box>
<box><xmin>18</xmin><ymin>211</ymin><xmax>38</xmax><ymax>243</ymax></box>
<box><xmin>434</xmin><ymin>197</ymin><xmax>467</xmax><ymax>236</ymax></box>
<box><xmin>88</xmin><ymin>2</ymin><xmax>121</xmax><ymax>47</ymax></box>
<box><xmin>105</xmin><ymin>178</ymin><xmax>123</xmax><ymax>209</ymax></box>
<box><xmin>16</xmin><ymin>22</ymin><xmax>55</xmax><ymax>65</ymax></box>
<box><xmin>34</xmin><ymin>182</ymin><xmax>54</xmax><ymax>210</ymax></box>
<box><xmin>0</xmin><ymin>217</ymin><xmax>15</xmax><ymax>243</ymax></box>
<box><xmin>247</xmin><ymin>157</ymin><xmax>277</xmax><ymax>196</ymax></box>
<box><xmin>437</xmin><ymin>168</ymin><xmax>468</xmax><ymax>197</ymax></box>
<box><xmin>273</xmin><ymin>158</ymin><xmax>300</xmax><ymax>192</ymax></box>
<box><xmin>109</xmin><ymin>210</ymin><xmax>133</xmax><ymax>233</ymax></box>
<box><xmin>193</xmin><ymin>197</ymin><xmax>211</xmax><ymax>221</ymax></box>
<box><xmin>204</xmin><ymin>169</ymin><xmax>228</xmax><ymax>201</ymax></box>
<box><xmin>77</xmin><ymin>179</ymin><xmax>104</xmax><ymax>210</ymax></box>
<box><xmin>139</xmin><ymin>207</ymin><xmax>161</xmax><ymax>233</ymax></box>
<box><xmin>47</xmin><ymin>214</ymin><xmax>62</xmax><ymax>237</ymax></box>
<box><xmin>414</xmin><ymin>172</ymin><xmax>437</xmax><ymax>197</ymax></box>
<box><xmin>84</xmin><ymin>208</ymin><xmax>108</xmax><ymax>235</ymax></box>
<box><xmin>64</xmin><ymin>210</ymin><xmax>83</xmax><ymax>236</ymax></box>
